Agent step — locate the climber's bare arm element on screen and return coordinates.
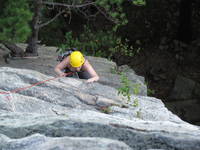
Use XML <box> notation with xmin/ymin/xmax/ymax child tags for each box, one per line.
<box><xmin>83</xmin><ymin>60</ymin><xmax>99</xmax><ymax>83</ymax></box>
<box><xmin>54</xmin><ymin>57</ymin><xmax>69</xmax><ymax>76</ymax></box>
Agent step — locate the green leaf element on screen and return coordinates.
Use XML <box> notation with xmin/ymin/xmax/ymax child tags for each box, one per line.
<box><xmin>132</xmin><ymin>0</ymin><xmax>146</xmax><ymax>6</ymax></box>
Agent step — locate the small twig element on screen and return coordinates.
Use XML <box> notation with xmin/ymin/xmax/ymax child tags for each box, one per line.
<box><xmin>92</xmin><ymin>4</ymin><xmax>118</xmax><ymax>24</ymax></box>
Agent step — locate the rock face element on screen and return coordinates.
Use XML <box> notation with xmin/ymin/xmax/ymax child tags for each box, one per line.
<box><xmin>169</xmin><ymin>76</ymin><xmax>196</xmax><ymax>100</ymax></box>
<box><xmin>167</xmin><ymin>75</ymin><xmax>200</xmax><ymax>125</ymax></box>
<box><xmin>0</xmin><ymin>43</ymin><xmax>147</xmax><ymax>96</ymax></box>
<box><xmin>0</xmin><ymin>65</ymin><xmax>200</xmax><ymax>150</ymax></box>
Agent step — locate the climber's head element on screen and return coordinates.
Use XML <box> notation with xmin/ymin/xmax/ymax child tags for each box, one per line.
<box><xmin>69</xmin><ymin>51</ymin><xmax>85</xmax><ymax>71</ymax></box>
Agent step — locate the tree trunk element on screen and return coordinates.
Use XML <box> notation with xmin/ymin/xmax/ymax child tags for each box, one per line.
<box><xmin>25</xmin><ymin>0</ymin><xmax>42</xmax><ymax>56</ymax></box>
<box><xmin>1</xmin><ymin>41</ymin><xmax>25</xmax><ymax>63</ymax></box>
<box><xmin>178</xmin><ymin>0</ymin><xmax>192</xmax><ymax>44</ymax></box>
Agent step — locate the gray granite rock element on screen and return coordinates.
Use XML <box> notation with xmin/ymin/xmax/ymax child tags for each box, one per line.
<box><xmin>0</xmin><ymin>67</ymin><xmax>200</xmax><ymax>150</ymax></box>
<box><xmin>170</xmin><ymin>76</ymin><xmax>195</xmax><ymax>99</ymax></box>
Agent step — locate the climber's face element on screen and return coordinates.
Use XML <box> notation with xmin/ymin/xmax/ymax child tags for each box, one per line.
<box><xmin>70</xmin><ymin>66</ymin><xmax>81</xmax><ymax>72</ymax></box>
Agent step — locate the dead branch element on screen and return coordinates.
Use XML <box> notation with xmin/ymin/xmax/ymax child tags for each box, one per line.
<box><xmin>38</xmin><ymin>10</ymin><xmax>65</xmax><ymax>28</ymax></box>
<box><xmin>41</xmin><ymin>1</ymin><xmax>96</xmax><ymax>8</ymax></box>
<box><xmin>93</xmin><ymin>4</ymin><xmax>118</xmax><ymax>24</ymax></box>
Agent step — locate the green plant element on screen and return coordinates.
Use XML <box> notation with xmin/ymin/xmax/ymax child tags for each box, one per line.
<box><xmin>132</xmin><ymin>0</ymin><xmax>146</xmax><ymax>6</ymax></box>
<box><xmin>110</xmin><ymin>66</ymin><xmax>121</xmax><ymax>74</ymax></box>
<box><xmin>147</xmin><ymin>88</ymin><xmax>155</xmax><ymax>96</ymax></box>
<box><xmin>118</xmin><ymin>72</ymin><xmax>132</xmax><ymax>102</ymax></box>
<box><xmin>57</xmin><ymin>31</ymin><xmax>83</xmax><ymax>53</ymax></box>
<box><xmin>132</xmin><ymin>98</ymin><xmax>139</xmax><ymax>107</ymax></box>
<box><xmin>78</xmin><ymin>26</ymin><xmax>141</xmax><ymax>59</ymax></box>
<box><xmin>110</xmin><ymin>67</ymin><xmax>118</xmax><ymax>74</ymax></box>
<box><xmin>109</xmin><ymin>38</ymin><xmax>133</xmax><ymax>57</ymax></box>
<box><xmin>109</xmin><ymin>38</ymin><xmax>143</xmax><ymax>59</ymax></box>
<box><xmin>117</xmin><ymin>73</ymin><xmax>141</xmax><ymax>105</ymax></box>
<box><xmin>59</xmin><ymin>27</ymin><xmax>117</xmax><ymax>57</ymax></box>
<box><xmin>96</xmin><ymin>0</ymin><xmax>128</xmax><ymax>31</ymax></box>
<box><xmin>145</xmin><ymin>81</ymin><xmax>155</xmax><ymax>96</ymax></box>
<box><xmin>78</xmin><ymin>26</ymin><xmax>109</xmax><ymax>57</ymax></box>
<box><xmin>133</xmin><ymin>83</ymin><xmax>141</xmax><ymax>95</ymax></box>
<box><xmin>0</xmin><ymin>0</ymin><xmax>32</xmax><ymax>42</ymax></box>
<box><xmin>65</xmin><ymin>32</ymin><xmax>81</xmax><ymax>49</ymax></box>
<box><xmin>59</xmin><ymin>25</ymin><xmax>142</xmax><ymax>60</ymax></box>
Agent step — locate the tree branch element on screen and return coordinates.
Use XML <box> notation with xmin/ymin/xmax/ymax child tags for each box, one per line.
<box><xmin>76</xmin><ymin>7</ymin><xmax>99</xmax><ymax>20</ymax></box>
<box><xmin>41</xmin><ymin>1</ymin><xmax>117</xmax><ymax>24</ymax></box>
<box><xmin>41</xmin><ymin>1</ymin><xmax>96</xmax><ymax>8</ymax></box>
<box><xmin>37</xmin><ymin>10</ymin><xmax>65</xmax><ymax>28</ymax></box>
<box><xmin>92</xmin><ymin>4</ymin><xmax>118</xmax><ymax>24</ymax></box>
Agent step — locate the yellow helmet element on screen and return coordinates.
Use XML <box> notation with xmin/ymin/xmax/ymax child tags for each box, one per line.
<box><xmin>69</xmin><ymin>51</ymin><xmax>85</xmax><ymax>67</ymax></box>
